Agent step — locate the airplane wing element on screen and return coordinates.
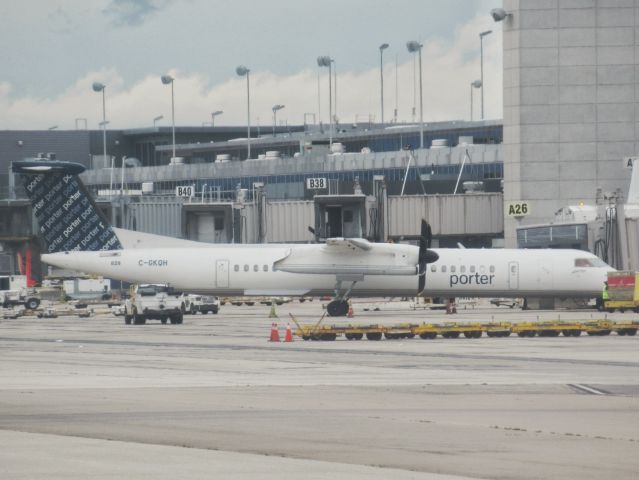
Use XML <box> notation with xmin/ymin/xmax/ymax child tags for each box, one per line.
<box><xmin>274</xmin><ymin>239</ymin><xmax>417</xmax><ymax>276</ymax></box>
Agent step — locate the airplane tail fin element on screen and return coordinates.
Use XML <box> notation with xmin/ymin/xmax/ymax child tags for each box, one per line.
<box><xmin>12</xmin><ymin>159</ymin><xmax>123</xmax><ymax>253</ymax></box>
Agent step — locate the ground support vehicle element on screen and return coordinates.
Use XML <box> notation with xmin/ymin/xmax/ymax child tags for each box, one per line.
<box><xmin>603</xmin><ymin>271</ymin><xmax>639</xmax><ymax>313</ymax></box>
<box><xmin>1</xmin><ymin>288</ymin><xmax>41</xmax><ymax>310</ymax></box>
<box><xmin>292</xmin><ymin>318</ymin><xmax>637</xmax><ymax>341</ymax></box>
<box><xmin>124</xmin><ymin>284</ymin><xmax>184</xmax><ymax>325</ymax></box>
<box><xmin>222</xmin><ymin>296</ymin><xmax>290</xmax><ymax>306</ymax></box>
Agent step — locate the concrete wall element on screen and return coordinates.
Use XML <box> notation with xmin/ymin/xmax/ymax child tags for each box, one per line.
<box><xmin>503</xmin><ymin>0</ymin><xmax>639</xmax><ymax>246</ymax></box>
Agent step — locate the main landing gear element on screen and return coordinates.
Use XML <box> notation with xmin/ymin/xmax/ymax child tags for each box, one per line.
<box><xmin>327</xmin><ymin>299</ymin><xmax>350</xmax><ymax>317</ymax></box>
<box><xmin>326</xmin><ymin>278</ymin><xmax>359</xmax><ymax>317</ymax></box>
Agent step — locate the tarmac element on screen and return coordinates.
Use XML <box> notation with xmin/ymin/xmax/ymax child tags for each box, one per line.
<box><xmin>1</xmin><ymin>299</ymin><xmax>638</xmax><ymax>479</ymax></box>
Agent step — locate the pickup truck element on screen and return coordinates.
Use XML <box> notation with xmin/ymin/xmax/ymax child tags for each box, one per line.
<box><xmin>124</xmin><ymin>284</ymin><xmax>184</xmax><ymax>325</ymax></box>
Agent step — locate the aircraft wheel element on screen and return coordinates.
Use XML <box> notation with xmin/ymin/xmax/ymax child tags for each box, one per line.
<box><xmin>327</xmin><ymin>300</ymin><xmax>349</xmax><ymax>317</ymax></box>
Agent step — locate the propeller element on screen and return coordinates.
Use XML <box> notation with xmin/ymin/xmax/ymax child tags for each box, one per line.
<box><xmin>417</xmin><ymin>219</ymin><xmax>439</xmax><ymax>295</ymax></box>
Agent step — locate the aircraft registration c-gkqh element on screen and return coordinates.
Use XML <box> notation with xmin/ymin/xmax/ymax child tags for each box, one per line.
<box><xmin>13</xmin><ymin>159</ymin><xmax>613</xmax><ymax>316</ymax></box>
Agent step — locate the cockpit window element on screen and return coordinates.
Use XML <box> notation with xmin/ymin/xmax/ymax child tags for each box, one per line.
<box><xmin>575</xmin><ymin>257</ymin><xmax>608</xmax><ymax>268</ymax></box>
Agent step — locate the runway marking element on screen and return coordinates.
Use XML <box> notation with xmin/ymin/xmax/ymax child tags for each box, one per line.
<box><xmin>568</xmin><ymin>384</ymin><xmax>609</xmax><ymax>395</ymax></box>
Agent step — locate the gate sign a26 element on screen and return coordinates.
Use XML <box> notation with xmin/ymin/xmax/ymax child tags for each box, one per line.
<box><xmin>506</xmin><ymin>201</ymin><xmax>530</xmax><ymax>217</ymax></box>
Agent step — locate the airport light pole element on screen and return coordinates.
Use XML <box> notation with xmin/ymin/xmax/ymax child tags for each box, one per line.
<box><xmin>379</xmin><ymin>43</ymin><xmax>389</xmax><ymax>125</ymax></box>
<box><xmin>470</xmin><ymin>80</ymin><xmax>481</xmax><ymax>121</ymax></box>
<box><xmin>211</xmin><ymin>110</ymin><xmax>223</xmax><ymax>127</ymax></box>
<box><xmin>160</xmin><ymin>74</ymin><xmax>176</xmax><ymax>160</ymax></box>
<box><xmin>91</xmin><ymin>82</ymin><xmax>108</xmax><ymax>165</ymax></box>
<box><xmin>236</xmin><ymin>66</ymin><xmax>251</xmax><ymax>159</ymax></box>
<box><xmin>479</xmin><ymin>30</ymin><xmax>492</xmax><ymax>120</ymax></box>
<box><xmin>272</xmin><ymin>104</ymin><xmax>285</xmax><ymax>137</ymax></box>
<box><xmin>406</xmin><ymin>41</ymin><xmax>424</xmax><ymax>149</ymax></box>
<box><xmin>317</xmin><ymin>56</ymin><xmax>333</xmax><ymax>146</ymax></box>
<box><xmin>331</xmin><ymin>58</ymin><xmax>337</xmax><ymax>123</ymax></box>
<box><xmin>153</xmin><ymin>115</ymin><xmax>163</xmax><ymax>127</ymax></box>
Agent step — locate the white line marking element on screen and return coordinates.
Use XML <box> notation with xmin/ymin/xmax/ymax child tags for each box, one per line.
<box><xmin>570</xmin><ymin>384</ymin><xmax>606</xmax><ymax>395</ymax></box>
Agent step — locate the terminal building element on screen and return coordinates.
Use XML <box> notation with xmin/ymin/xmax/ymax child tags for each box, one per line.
<box><xmin>2</xmin><ymin>1</ymin><xmax>639</xmax><ymax>296</ymax></box>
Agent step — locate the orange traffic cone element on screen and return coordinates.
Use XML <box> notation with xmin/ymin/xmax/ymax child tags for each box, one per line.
<box><xmin>347</xmin><ymin>304</ymin><xmax>354</xmax><ymax>318</ymax></box>
<box><xmin>269</xmin><ymin>322</ymin><xmax>280</xmax><ymax>342</ymax></box>
<box><xmin>284</xmin><ymin>323</ymin><xmax>293</xmax><ymax>342</ymax></box>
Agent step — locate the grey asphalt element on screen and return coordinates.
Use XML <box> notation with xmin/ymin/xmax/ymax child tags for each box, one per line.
<box><xmin>0</xmin><ymin>300</ymin><xmax>637</xmax><ymax>479</ymax></box>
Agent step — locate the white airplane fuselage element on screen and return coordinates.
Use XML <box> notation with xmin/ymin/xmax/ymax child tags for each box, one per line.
<box><xmin>42</xmin><ymin>244</ymin><xmax>611</xmax><ymax>298</ymax></box>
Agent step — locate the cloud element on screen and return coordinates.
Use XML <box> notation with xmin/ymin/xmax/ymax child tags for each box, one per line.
<box><xmin>0</xmin><ymin>14</ymin><xmax>502</xmax><ymax>130</ymax></box>
<box><xmin>102</xmin><ymin>0</ymin><xmax>170</xmax><ymax>26</ymax></box>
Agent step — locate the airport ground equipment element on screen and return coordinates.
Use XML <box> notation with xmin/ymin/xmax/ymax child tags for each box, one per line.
<box><xmin>0</xmin><ymin>286</ymin><xmax>41</xmax><ymax>310</ymax></box>
<box><xmin>293</xmin><ymin>318</ymin><xmax>637</xmax><ymax>341</ymax></box>
<box><xmin>603</xmin><ymin>271</ymin><xmax>639</xmax><ymax>313</ymax></box>
<box><xmin>185</xmin><ymin>294</ymin><xmax>219</xmax><ymax>314</ymax></box>
<box><xmin>222</xmin><ymin>296</ymin><xmax>291</xmax><ymax>306</ymax></box>
<box><xmin>124</xmin><ymin>284</ymin><xmax>184</xmax><ymax>325</ymax></box>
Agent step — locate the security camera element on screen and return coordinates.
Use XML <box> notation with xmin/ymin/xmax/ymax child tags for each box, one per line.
<box><xmin>490</xmin><ymin>7</ymin><xmax>509</xmax><ymax>22</ymax></box>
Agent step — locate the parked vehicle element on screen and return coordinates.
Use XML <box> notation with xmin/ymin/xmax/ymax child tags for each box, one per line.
<box><xmin>124</xmin><ymin>284</ymin><xmax>184</xmax><ymax>325</ymax></box>
<box><xmin>185</xmin><ymin>294</ymin><xmax>219</xmax><ymax>314</ymax></box>
<box><xmin>0</xmin><ymin>275</ymin><xmax>40</xmax><ymax>310</ymax></box>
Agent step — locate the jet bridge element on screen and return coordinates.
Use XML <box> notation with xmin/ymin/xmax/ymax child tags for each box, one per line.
<box><xmin>183</xmin><ymin>203</ymin><xmax>234</xmax><ymax>243</ymax></box>
<box><xmin>313</xmin><ymin>194</ymin><xmax>368</xmax><ymax>241</ymax></box>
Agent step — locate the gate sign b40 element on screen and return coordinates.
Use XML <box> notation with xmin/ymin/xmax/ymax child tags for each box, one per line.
<box><xmin>306</xmin><ymin>177</ymin><xmax>327</xmax><ymax>190</ymax></box>
<box><xmin>506</xmin><ymin>201</ymin><xmax>530</xmax><ymax>217</ymax></box>
<box><xmin>176</xmin><ymin>185</ymin><xmax>194</xmax><ymax>198</ymax></box>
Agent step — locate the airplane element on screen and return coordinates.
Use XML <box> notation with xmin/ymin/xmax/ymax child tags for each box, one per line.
<box><xmin>13</xmin><ymin>158</ymin><xmax>613</xmax><ymax>316</ymax></box>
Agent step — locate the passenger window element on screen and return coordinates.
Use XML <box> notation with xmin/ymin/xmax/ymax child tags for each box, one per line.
<box><xmin>480</xmin><ymin>265</ymin><xmax>486</xmax><ymax>274</ymax></box>
<box><xmin>470</xmin><ymin>266</ymin><xmax>475</xmax><ymax>273</ymax></box>
<box><xmin>489</xmin><ymin>265</ymin><xmax>495</xmax><ymax>273</ymax></box>
<box><xmin>253</xmin><ymin>265</ymin><xmax>258</xmax><ymax>272</ymax></box>
<box><xmin>263</xmin><ymin>265</ymin><xmax>268</xmax><ymax>272</ymax></box>
<box><xmin>430</xmin><ymin>265</ymin><xmax>436</xmax><ymax>272</ymax></box>
<box><xmin>460</xmin><ymin>266</ymin><xmax>466</xmax><ymax>273</ymax></box>
<box><xmin>450</xmin><ymin>266</ymin><xmax>456</xmax><ymax>273</ymax></box>
<box><xmin>244</xmin><ymin>264</ymin><xmax>249</xmax><ymax>272</ymax></box>
<box><xmin>441</xmin><ymin>265</ymin><xmax>447</xmax><ymax>273</ymax></box>
<box><xmin>234</xmin><ymin>265</ymin><xmax>239</xmax><ymax>272</ymax></box>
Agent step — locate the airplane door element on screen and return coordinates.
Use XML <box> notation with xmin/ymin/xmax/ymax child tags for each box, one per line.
<box><xmin>216</xmin><ymin>259</ymin><xmax>229</xmax><ymax>288</ymax></box>
<box><xmin>508</xmin><ymin>261</ymin><xmax>519</xmax><ymax>289</ymax></box>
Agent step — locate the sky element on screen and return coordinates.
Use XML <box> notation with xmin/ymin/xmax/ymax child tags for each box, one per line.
<box><xmin>0</xmin><ymin>0</ymin><xmax>503</xmax><ymax>130</ymax></box>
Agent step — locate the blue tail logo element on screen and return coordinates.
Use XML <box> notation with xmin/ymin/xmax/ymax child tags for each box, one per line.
<box><xmin>14</xmin><ymin>160</ymin><xmax>122</xmax><ymax>253</ymax></box>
